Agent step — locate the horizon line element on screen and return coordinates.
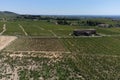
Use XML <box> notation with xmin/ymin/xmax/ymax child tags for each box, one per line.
<box><xmin>2</xmin><ymin>11</ymin><xmax>120</xmax><ymax>16</ymax></box>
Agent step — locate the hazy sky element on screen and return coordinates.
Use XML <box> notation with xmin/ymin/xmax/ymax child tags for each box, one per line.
<box><xmin>0</xmin><ymin>0</ymin><xmax>120</xmax><ymax>15</ymax></box>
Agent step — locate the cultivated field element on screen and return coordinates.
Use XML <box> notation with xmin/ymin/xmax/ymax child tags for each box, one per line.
<box><xmin>4</xmin><ymin>38</ymin><xmax>66</xmax><ymax>52</ymax></box>
<box><xmin>0</xmin><ymin>20</ymin><xmax>120</xmax><ymax>80</ymax></box>
<box><xmin>63</xmin><ymin>37</ymin><xmax>120</xmax><ymax>55</ymax></box>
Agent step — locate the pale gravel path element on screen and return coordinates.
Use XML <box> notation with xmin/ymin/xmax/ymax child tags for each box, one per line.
<box><xmin>49</xmin><ymin>30</ymin><xmax>57</xmax><ymax>37</ymax></box>
<box><xmin>0</xmin><ymin>24</ymin><xmax>6</xmax><ymax>35</ymax></box>
<box><xmin>18</xmin><ymin>24</ymin><xmax>28</xmax><ymax>36</ymax></box>
<box><xmin>39</xmin><ymin>26</ymin><xmax>45</xmax><ymax>30</ymax></box>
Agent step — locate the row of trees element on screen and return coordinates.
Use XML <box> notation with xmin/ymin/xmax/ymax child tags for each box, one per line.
<box><xmin>16</xmin><ymin>15</ymin><xmax>52</xmax><ymax>20</ymax></box>
<box><xmin>57</xmin><ymin>20</ymin><xmax>71</xmax><ymax>25</ymax></box>
<box><xmin>56</xmin><ymin>20</ymin><xmax>103</xmax><ymax>26</ymax></box>
<box><xmin>15</xmin><ymin>15</ymin><xmax>119</xmax><ymax>27</ymax></box>
<box><xmin>77</xmin><ymin>20</ymin><xmax>103</xmax><ymax>26</ymax></box>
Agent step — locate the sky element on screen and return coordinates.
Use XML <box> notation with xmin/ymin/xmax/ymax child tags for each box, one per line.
<box><xmin>0</xmin><ymin>0</ymin><xmax>120</xmax><ymax>15</ymax></box>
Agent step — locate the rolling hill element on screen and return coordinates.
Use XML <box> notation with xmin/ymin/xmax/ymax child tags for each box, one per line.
<box><xmin>0</xmin><ymin>11</ymin><xmax>19</xmax><ymax>18</ymax></box>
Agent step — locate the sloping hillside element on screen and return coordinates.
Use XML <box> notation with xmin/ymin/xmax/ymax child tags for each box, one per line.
<box><xmin>0</xmin><ymin>11</ymin><xmax>18</xmax><ymax>18</ymax></box>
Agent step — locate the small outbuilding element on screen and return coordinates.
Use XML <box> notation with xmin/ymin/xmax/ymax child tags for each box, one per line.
<box><xmin>73</xmin><ymin>29</ymin><xmax>96</xmax><ymax>36</ymax></box>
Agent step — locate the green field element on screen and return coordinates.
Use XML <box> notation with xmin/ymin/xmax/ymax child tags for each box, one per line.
<box><xmin>2</xmin><ymin>20</ymin><xmax>120</xmax><ymax>36</ymax></box>
<box><xmin>0</xmin><ymin>22</ymin><xmax>4</xmax><ymax>32</ymax></box>
<box><xmin>0</xmin><ymin>20</ymin><xmax>120</xmax><ymax>80</ymax></box>
<box><xmin>63</xmin><ymin>37</ymin><xmax>120</xmax><ymax>55</ymax></box>
<box><xmin>3</xmin><ymin>22</ymin><xmax>24</xmax><ymax>36</ymax></box>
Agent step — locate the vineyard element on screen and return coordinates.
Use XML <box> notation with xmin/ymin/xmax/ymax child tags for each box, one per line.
<box><xmin>4</xmin><ymin>38</ymin><xmax>66</xmax><ymax>52</ymax></box>
<box><xmin>0</xmin><ymin>20</ymin><xmax>120</xmax><ymax>79</ymax></box>
<box><xmin>0</xmin><ymin>23</ymin><xmax>6</xmax><ymax>34</ymax></box>
<box><xmin>3</xmin><ymin>22</ymin><xmax>24</xmax><ymax>36</ymax></box>
<box><xmin>1</xmin><ymin>21</ymin><xmax>120</xmax><ymax>36</ymax></box>
<box><xmin>63</xmin><ymin>37</ymin><xmax>120</xmax><ymax>55</ymax></box>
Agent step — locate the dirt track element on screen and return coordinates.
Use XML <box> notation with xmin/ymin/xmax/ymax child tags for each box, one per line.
<box><xmin>19</xmin><ymin>24</ymin><xmax>28</xmax><ymax>36</ymax></box>
<box><xmin>0</xmin><ymin>24</ymin><xmax>6</xmax><ymax>35</ymax></box>
<box><xmin>0</xmin><ymin>36</ymin><xmax>17</xmax><ymax>50</ymax></box>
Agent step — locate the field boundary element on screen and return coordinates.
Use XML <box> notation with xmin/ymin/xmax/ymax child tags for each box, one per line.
<box><xmin>49</xmin><ymin>30</ymin><xmax>57</xmax><ymax>37</ymax></box>
<box><xmin>0</xmin><ymin>24</ymin><xmax>6</xmax><ymax>35</ymax></box>
<box><xmin>18</xmin><ymin>24</ymin><xmax>28</xmax><ymax>36</ymax></box>
<box><xmin>3</xmin><ymin>50</ymin><xmax>71</xmax><ymax>54</ymax></box>
<box><xmin>38</xmin><ymin>26</ymin><xmax>45</xmax><ymax>30</ymax></box>
<box><xmin>71</xmin><ymin>53</ymin><xmax>120</xmax><ymax>58</ymax></box>
<box><xmin>3</xmin><ymin>50</ymin><xmax>120</xmax><ymax>58</ymax></box>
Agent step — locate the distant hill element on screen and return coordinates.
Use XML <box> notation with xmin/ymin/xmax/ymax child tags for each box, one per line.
<box><xmin>0</xmin><ymin>11</ymin><xmax>19</xmax><ymax>18</ymax></box>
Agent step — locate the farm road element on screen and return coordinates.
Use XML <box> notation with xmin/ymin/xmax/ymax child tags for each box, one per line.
<box><xmin>0</xmin><ymin>24</ymin><xmax>6</xmax><ymax>35</ymax></box>
<box><xmin>39</xmin><ymin>26</ymin><xmax>45</xmax><ymax>30</ymax></box>
<box><xmin>49</xmin><ymin>30</ymin><xmax>57</xmax><ymax>37</ymax></box>
<box><xmin>19</xmin><ymin>24</ymin><xmax>28</xmax><ymax>36</ymax></box>
<box><xmin>4</xmin><ymin>50</ymin><xmax>71</xmax><ymax>54</ymax></box>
